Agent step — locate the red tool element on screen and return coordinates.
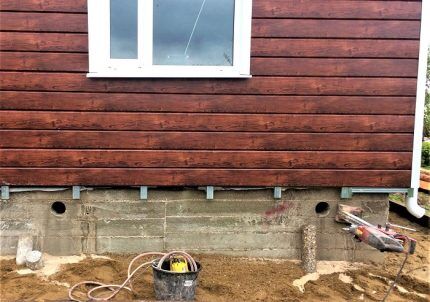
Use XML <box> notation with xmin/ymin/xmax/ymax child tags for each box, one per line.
<box><xmin>337</xmin><ymin>207</ymin><xmax>417</xmax><ymax>301</ymax></box>
<box><xmin>339</xmin><ymin>211</ymin><xmax>416</xmax><ymax>254</ymax></box>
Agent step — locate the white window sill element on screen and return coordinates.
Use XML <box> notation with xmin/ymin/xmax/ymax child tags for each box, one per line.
<box><xmin>86</xmin><ymin>72</ymin><xmax>252</xmax><ymax>79</ymax></box>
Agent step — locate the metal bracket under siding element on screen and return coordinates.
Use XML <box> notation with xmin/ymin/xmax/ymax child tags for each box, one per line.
<box><xmin>274</xmin><ymin>187</ymin><xmax>282</xmax><ymax>199</ymax></box>
<box><xmin>72</xmin><ymin>186</ymin><xmax>81</xmax><ymax>200</ymax></box>
<box><xmin>140</xmin><ymin>186</ymin><xmax>148</xmax><ymax>200</ymax></box>
<box><xmin>341</xmin><ymin>187</ymin><xmax>410</xmax><ymax>199</ymax></box>
<box><xmin>206</xmin><ymin>186</ymin><xmax>214</xmax><ymax>200</ymax></box>
<box><xmin>1</xmin><ymin>186</ymin><xmax>10</xmax><ymax>200</ymax></box>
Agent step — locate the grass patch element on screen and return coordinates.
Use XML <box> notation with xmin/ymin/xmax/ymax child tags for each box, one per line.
<box><xmin>389</xmin><ymin>193</ymin><xmax>405</xmax><ymax>203</ymax></box>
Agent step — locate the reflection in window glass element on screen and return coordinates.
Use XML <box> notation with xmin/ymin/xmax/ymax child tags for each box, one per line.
<box><xmin>153</xmin><ymin>0</ymin><xmax>235</xmax><ymax>66</ymax></box>
<box><xmin>110</xmin><ymin>0</ymin><xmax>138</xmax><ymax>59</ymax></box>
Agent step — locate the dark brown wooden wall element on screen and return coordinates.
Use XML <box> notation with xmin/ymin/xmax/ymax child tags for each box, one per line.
<box><xmin>0</xmin><ymin>0</ymin><xmax>422</xmax><ymax>187</ymax></box>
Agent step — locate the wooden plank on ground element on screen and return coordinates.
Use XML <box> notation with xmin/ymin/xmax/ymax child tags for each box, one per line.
<box><xmin>420</xmin><ymin>173</ymin><xmax>430</xmax><ymax>182</ymax></box>
<box><xmin>420</xmin><ymin>181</ymin><xmax>430</xmax><ymax>191</ymax></box>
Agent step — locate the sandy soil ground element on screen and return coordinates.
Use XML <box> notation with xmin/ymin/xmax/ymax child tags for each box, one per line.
<box><xmin>1</xmin><ymin>212</ymin><xmax>428</xmax><ymax>302</ymax></box>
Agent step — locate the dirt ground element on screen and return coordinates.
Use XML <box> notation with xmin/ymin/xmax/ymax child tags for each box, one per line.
<box><xmin>1</xmin><ymin>212</ymin><xmax>429</xmax><ymax>302</ymax></box>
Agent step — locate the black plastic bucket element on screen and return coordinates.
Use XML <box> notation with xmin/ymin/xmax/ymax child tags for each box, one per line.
<box><xmin>152</xmin><ymin>259</ymin><xmax>201</xmax><ymax>301</ymax></box>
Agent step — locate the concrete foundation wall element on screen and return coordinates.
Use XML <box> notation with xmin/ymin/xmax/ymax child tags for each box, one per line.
<box><xmin>0</xmin><ymin>188</ymin><xmax>389</xmax><ymax>262</ymax></box>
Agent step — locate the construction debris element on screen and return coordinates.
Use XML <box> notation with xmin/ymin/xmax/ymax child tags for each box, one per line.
<box><xmin>25</xmin><ymin>250</ymin><xmax>44</xmax><ymax>271</ymax></box>
<box><xmin>16</xmin><ymin>236</ymin><xmax>33</xmax><ymax>266</ymax></box>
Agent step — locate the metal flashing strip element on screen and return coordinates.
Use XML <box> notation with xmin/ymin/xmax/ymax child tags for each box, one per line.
<box><xmin>341</xmin><ymin>187</ymin><xmax>410</xmax><ymax>199</ymax></box>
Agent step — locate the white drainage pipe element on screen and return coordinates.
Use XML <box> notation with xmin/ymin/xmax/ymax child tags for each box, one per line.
<box><xmin>408</xmin><ymin>0</ymin><xmax>429</xmax><ymax>219</ymax></box>
<box><xmin>406</xmin><ymin>188</ymin><xmax>426</xmax><ymax>219</ymax></box>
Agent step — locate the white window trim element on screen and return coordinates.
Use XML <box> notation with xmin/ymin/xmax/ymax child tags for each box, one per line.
<box><xmin>87</xmin><ymin>0</ymin><xmax>253</xmax><ymax>78</ymax></box>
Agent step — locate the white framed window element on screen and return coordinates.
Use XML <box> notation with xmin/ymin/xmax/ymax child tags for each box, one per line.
<box><xmin>87</xmin><ymin>0</ymin><xmax>253</xmax><ymax>78</ymax></box>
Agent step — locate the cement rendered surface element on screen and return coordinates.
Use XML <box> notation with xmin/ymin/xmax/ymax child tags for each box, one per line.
<box><xmin>0</xmin><ymin>188</ymin><xmax>389</xmax><ymax>262</ymax></box>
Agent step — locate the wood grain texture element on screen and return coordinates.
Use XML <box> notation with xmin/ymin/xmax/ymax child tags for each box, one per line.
<box><xmin>0</xmin><ymin>150</ymin><xmax>412</xmax><ymax>170</ymax></box>
<box><xmin>0</xmin><ymin>168</ymin><xmax>411</xmax><ymax>187</ymax></box>
<box><xmin>0</xmin><ymin>12</ymin><xmax>420</xmax><ymax>39</ymax></box>
<box><xmin>0</xmin><ymin>72</ymin><xmax>418</xmax><ymax>96</ymax></box>
<box><xmin>252</xmin><ymin>0</ymin><xmax>422</xmax><ymax>20</ymax></box>
<box><xmin>0</xmin><ymin>111</ymin><xmax>414</xmax><ymax>133</ymax></box>
<box><xmin>252</xmin><ymin>58</ymin><xmax>418</xmax><ymax>77</ymax></box>
<box><xmin>252</xmin><ymin>39</ymin><xmax>420</xmax><ymax>58</ymax></box>
<box><xmin>0</xmin><ymin>12</ymin><xmax>87</xmax><ymax>32</ymax></box>
<box><xmin>0</xmin><ymin>33</ymin><xmax>420</xmax><ymax>59</ymax></box>
<box><xmin>0</xmin><ymin>52</ymin><xmax>419</xmax><ymax>77</ymax></box>
<box><xmin>0</xmin><ymin>52</ymin><xmax>88</xmax><ymax>72</ymax></box>
<box><xmin>0</xmin><ymin>92</ymin><xmax>416</xmax><ymax>115</ymax></box>
<box><xmin>0</xmin><ymin>32</ymin><xmax>88</xmax><ymax>52</ymax></box>
<box><xmin>1</xmin><ymin>0</ymin><xmax>421</xmax><ymax>20</ymax></box>
<box><xmin>0</xmin><ymin>0</ymin><xmax>87</xmax><ymax>12</ymax></box>
<box><xmin>0</xmin><ymin>131</ymin><xmax>413</xmax><ymax>151</ymax></box>
<box><xmin>0</xmin><ymin>0</ymin><xmax>420</xmax><ymax>187</ymax></box>
<box><xmin>252</xmin><ymin>19</ymin><xmax>420</xmax><ymax>39</ymax></box>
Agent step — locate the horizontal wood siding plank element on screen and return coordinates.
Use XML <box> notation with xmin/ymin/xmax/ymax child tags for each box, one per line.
<box><xmin>0</xmin><ymin>131</ymin><xmax>413</xmax><ymax>151</ymax></box>
<box><xmin>0</xmin><ymin>150</ymin><xmax>412</xmax><ymax>170</ymax></box>
<box><xmin>0</xmin><ymin>32</ymin><xmax>88</xmax><ymax>52</ymax></box>
<box><xmin>0</xmin><ymin>12</ymin><xmax>420</xmax><ymax>39</ymax></box>
<box><xmin>0</xmin><ymin>72</ymin><xmax>418</xmax><ymax>96</ymax></box>
<box><xmin>0</xmin><ymin>92</ymin><xmax>416</xmax><ymax>115</ymax></box>
<box><xmin>252</xmin><ymin>1</ymin><xmax>422</xmax><ymax>20</ymax></box>
<box><xmin>0</xmin><ymin>52</ymin><xmax>419</xmax><ymax>77</ymax></box>
<box><xmin>0</xmin><ymin>33</ymin><xmax>420</xmax><ymax>59</ymax></box>
<box><xmin>0</xmin><ymin>12</ymin><xmax>87</xmax><ymax>32</ymax></box>
<box><xmin>1</xmin><ymin>0</ymin><xmax>421</xmax><ymax>20</ymax></box>
<box><xmin>0</xmin><ymin>52</ymin><xmax>88</xmax><ymax>72</ymax></box>
<box><xmin>0</xmin><ymin>111</ymin><xmax>414</xmax><ymax>133</ymax></box>
<box><xmin>0</xmin><ymin>0</ymin><xmax>87</xmax><ymax>12</ymax></box>
<box><xmin>252</xmin><ymin>39</ymin><xmax>420</xmax><ymax>58</ymax></box>
<box><xmin>252</xmin><ymin>19</ymin><xmax>420</xmax><ymax>39</ymax></box>
<box><xmin>252</xmin><ymin>58</ymin><xmax>418</xmax><ymax>77</ymax></box>
<box><xmin>0</xmin><ymin>168</ymin><xmax>411</xmax><ymax>187</ymax></box>
<box><xmin>0</xmin><ymin>0</ymin><xmax>420</xmax><ymax>188</ymax></box>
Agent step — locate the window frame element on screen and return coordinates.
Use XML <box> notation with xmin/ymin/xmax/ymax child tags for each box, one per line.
<box><xmin>87</xmin><ymin>0</ymin><xmax>253</xmax><ymax>78</ymax></box>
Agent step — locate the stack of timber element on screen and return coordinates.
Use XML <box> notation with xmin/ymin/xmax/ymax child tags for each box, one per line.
<box><xmin>421</xmin><ymin>169</ymin><xmax>430</xmax><ymax>191</ymax></box>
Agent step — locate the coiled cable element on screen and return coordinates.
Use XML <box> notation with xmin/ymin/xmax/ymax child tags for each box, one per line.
<box><xmin>68</xmin><ymin>251</ymin><xmax>197</xmax><ymax>302</ymax></box>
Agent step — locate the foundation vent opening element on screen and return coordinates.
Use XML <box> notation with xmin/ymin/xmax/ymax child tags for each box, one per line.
<box><xmin>315</xmin><ymin>202</ymin><xmax>330</xmax><ymax>217</ymax></box>
<box><xmin>51</xmin><ymin>201</ymin><xmax>66</xmax><ymax>215</ymax></box>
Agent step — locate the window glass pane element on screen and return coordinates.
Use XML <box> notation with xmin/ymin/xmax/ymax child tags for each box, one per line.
<box><xmin>153</xmin><ymin>0</ymin><xmax>235</xmax><ymax>66</ymax></box>
<box><xmin>110</xmin><ymin>0</ymin><xmax>138</xmax><ymax>59</ymax></box>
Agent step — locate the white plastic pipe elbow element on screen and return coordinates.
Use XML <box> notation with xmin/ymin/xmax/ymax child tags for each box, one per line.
<box><xmin>406</xmin><ymin>188</ymin><xmax>426</xmax><ymax>218</ymax></box>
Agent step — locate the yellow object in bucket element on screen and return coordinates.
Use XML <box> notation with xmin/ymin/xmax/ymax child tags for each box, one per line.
<box><xmin>170</xmin><ymin>256</ymin><xmax>189</xmax><ymax>273</ymax></box>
